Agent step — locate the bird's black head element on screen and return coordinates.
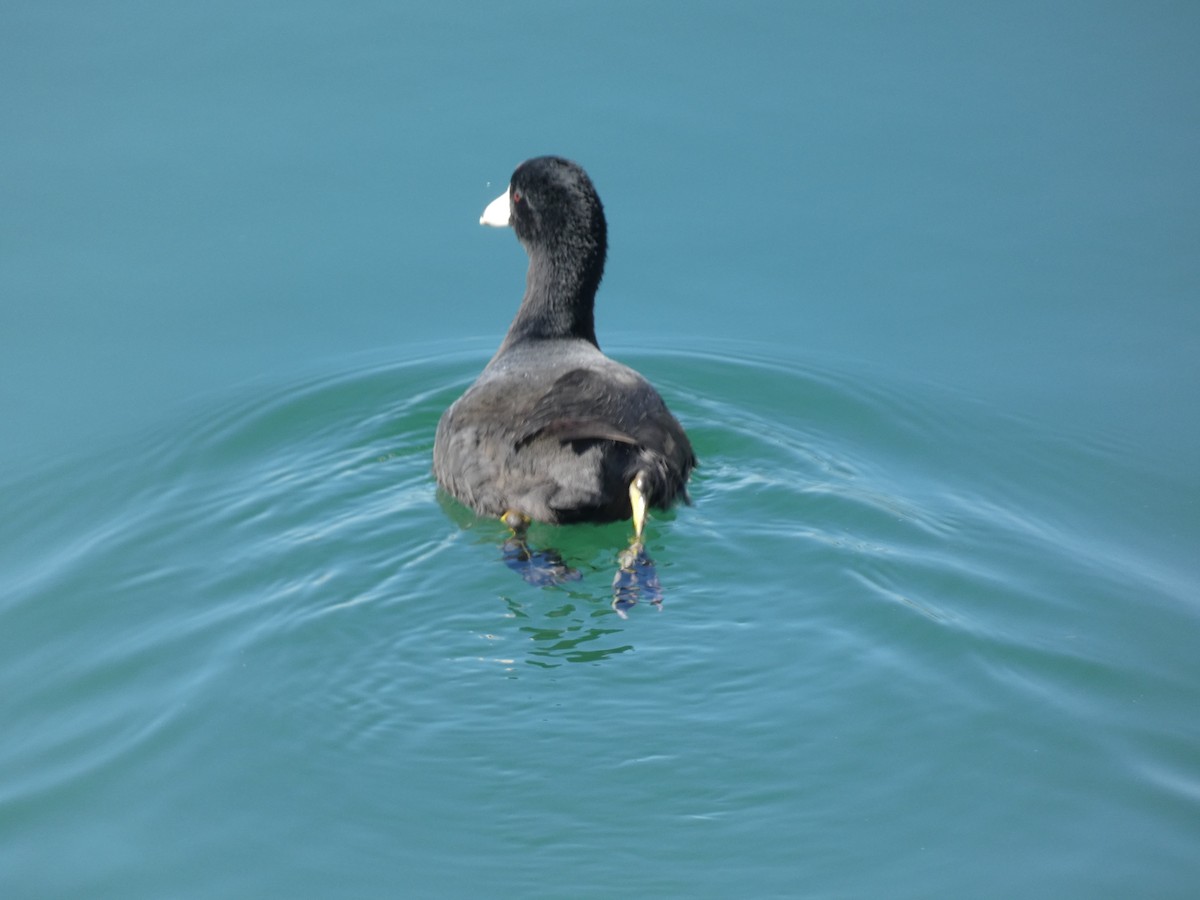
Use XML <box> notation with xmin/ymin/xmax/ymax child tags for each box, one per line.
<box><xmin>508</xmin><ymin>156</ymin><xmax>607</xmax><ymax>291</ymax></box>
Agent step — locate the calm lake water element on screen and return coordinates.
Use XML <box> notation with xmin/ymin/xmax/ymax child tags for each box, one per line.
<box><xmin>3</xmin><ymin>2</ymin><xmax>1198</xmax><ymax>898</ymax></box>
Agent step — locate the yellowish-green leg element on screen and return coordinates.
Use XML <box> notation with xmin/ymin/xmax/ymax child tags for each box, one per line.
<box><xmin>501</xmin><ymin>509</ymin><xmax>530</xmax><ymax>533</ymax></box>
<box><xmin>614</xmin><ymin>474</ymin><xmax>661</xmax><ymax>614</ymax></box>
<box><xmin>629</xmin><ymin>473</ymin><xmax>648</xmax><ymax>545</ymax></box>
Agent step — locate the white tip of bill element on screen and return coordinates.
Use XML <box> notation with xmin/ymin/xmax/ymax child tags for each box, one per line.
<box><xmin>480</xmin><ymin>188</ymin><xmax>512</xmax><ymax>227</ymax></box>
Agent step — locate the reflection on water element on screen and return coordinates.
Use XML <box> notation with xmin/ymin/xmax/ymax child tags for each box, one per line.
<box><xmin>3</xmin><ymin>343</ymin><xmax>1197</xmax><ymax>899</ymax></box>
<box><xmin>503</xmin><ymin>596</ymin><xmax>634</xmax><ymax>667</ymax></box>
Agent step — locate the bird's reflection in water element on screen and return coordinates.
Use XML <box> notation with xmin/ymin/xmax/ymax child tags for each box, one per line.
<box><xmin>501</xmin><ymin>596</ymin><xmax>633</xmax><ymax>667</ymax></box>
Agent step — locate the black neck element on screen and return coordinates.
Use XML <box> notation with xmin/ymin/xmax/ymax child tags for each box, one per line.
<box><xmin>501</xmin><ymin>242</ymin><xmax>603</xmax><ymax>348</ymax></box>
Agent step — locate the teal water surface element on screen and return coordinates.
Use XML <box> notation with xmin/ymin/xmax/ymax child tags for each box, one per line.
<box><xmin>3</xmin><ymin>1</ymin><xmax>1199</xmax><ymax>897</ymax></box>
<box><xmin>2</xmin><ymin>343</ymin><xmax>1198</xmax><ymax>897</ymax></box>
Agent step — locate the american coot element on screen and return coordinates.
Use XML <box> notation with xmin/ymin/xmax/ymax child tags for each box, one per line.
<box><xmin>433</xmin><ymin>156</ymin><xmax>696</xmax><ymax>555</ymax></box>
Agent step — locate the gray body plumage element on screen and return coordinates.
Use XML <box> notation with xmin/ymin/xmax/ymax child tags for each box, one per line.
<box><xmin>433</xmin><ymin>156</ymin><xmax>695</xmax><ymax>528</ymax></box>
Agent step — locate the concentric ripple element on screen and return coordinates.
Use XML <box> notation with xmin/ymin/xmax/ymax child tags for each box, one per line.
<box><xmin>2</xmin><ymin>340</ymin><xmax>1196</xmax><ymax>896</ymax></box>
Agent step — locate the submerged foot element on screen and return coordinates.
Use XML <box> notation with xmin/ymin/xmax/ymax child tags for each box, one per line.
<box><xmin>501</xmin><ymin>537</ymin><xmax>582</xmax><ymax>586</ymax></box>
<box><xmin>611</xmin><ymin>542</ymin><xmax>663</xmax><ymax>616</ymax></box>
